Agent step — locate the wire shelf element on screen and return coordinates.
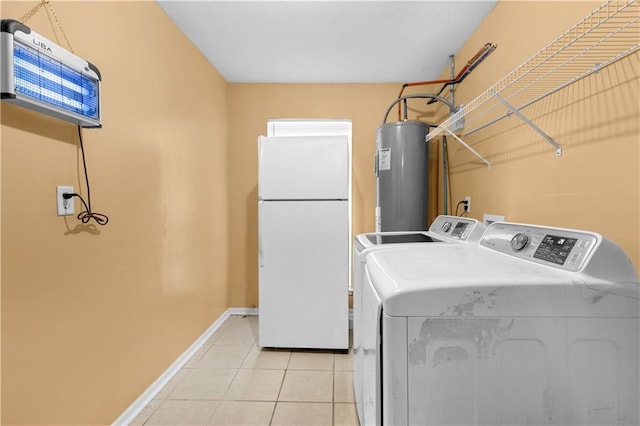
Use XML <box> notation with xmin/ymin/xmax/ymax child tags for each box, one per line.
<box><xmin>428</xmin><ymin>0</ymin><xmax>640</xmax><ymax>157</ymax></box>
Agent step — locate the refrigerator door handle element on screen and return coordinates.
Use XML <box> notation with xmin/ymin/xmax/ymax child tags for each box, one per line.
<box><xmin>258</xmin><ymin>200</ymin><xmax>264</xmax><ymax>267</ymax></box>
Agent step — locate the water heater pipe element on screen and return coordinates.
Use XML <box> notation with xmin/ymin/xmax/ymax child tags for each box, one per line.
<box><xmin>382</xmin><ymin>93</ymin><xmax>455</xmax><ymax>125</ymax></box>
<box><xmin>396</xmin><ymin>43</ymin><xmax>497</xmax><ymax>120</ymax></box>
<box><xmin>427</xmin><ymin>43</ymin><xmax>497</xmax><ymax>105</ymax></box>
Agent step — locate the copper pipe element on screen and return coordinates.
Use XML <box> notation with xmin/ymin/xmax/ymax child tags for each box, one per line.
<box><xmin>396</xmin><ymin>43</ymin><xmax>497</xmax><ymax>121</ymax></box>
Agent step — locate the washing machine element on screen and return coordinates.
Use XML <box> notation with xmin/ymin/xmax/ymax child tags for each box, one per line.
<box><xmin>360</xmin><ymin>221</ymin><xmax>639</xmax><ymax>426</ymax></box>
<box><xmin>352</xmin><ymin>215</ymin><xmax>486</xmax><ymax>425</ymax></box>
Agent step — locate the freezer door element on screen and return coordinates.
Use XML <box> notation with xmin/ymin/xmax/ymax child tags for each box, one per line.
<box><xmin>258</xmin><ymin>135</ymin><xmax>348</xmax><ymax>200</ymax></box>
<box><xmin>258</xmin><ymin>200</ymin><xmax>349</xmax><ymax>349</ymax></box>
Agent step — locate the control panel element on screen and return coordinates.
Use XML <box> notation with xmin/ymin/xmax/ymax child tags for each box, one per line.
<box><xmin>429</xmin><ymin>215</ymin><xmax>486</xmax><ymax>241</ymax></box>
<box><xmin>480</xmin><ymin>222</ymin><xmax>599</xmax><ymax>272</ymax></box>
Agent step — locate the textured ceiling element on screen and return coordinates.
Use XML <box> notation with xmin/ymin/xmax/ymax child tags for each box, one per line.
<box><xmin>158</xmin><ymin>1</ymin><xmax>497</xmax><ymax>83</ymax></box>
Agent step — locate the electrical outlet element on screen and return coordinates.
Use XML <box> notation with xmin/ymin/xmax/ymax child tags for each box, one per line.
<box><xmin>56</xmin><ymin>186</ymin><xmax>74</xmax><ymax>216</ymax></box>
<box><xmin>464</xmin><ymin>196</ymin><xmax>471</xmax><ymax>213</ymax></box>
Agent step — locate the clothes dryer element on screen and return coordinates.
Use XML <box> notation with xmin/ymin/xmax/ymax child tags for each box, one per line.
<box><xmin>360</xmin><ymin>222</ymin><xmax>639</xmax><ymax>425</ymax></box>
<box><xmin>352</xmin><ymin>215</ymin><xmax>486</xmax><ymax>424</ymax></box>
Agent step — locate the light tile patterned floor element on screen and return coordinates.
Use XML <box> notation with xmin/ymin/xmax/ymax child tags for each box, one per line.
<box><xmin>131</xmin><ymin>315</ymin><xmax>359</xmax><ymax>425</ymax></box>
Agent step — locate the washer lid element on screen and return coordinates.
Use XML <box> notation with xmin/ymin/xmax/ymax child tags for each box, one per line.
<box><xmin>365</xmin><ymin>243</ymin><xmax>639</xmax><ymax>318</ymax></box>
<box><xmin>355</xmin><ymin>215</ymin><xmax>487</xmax><ymax>252</ymax></box>
<box><xmin>354</xmin><ymin>231</ymin><xmax>447</xmax><ymax>256</ymax></box>
<box><xmin>364</xmin><ymin>233</ymin><xmax>440</xmax><ymax>244</ymax></box>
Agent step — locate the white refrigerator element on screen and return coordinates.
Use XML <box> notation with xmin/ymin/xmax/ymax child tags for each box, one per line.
<box><xmin>258</xmin><ymin>135</ymin><xmax>349</xmax><ymax>349</ymax></box>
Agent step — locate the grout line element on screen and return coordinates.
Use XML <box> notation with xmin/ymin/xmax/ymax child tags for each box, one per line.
<box><xmin>135</xmin><ymin>399</ymin><xmax>161</xmax><ymax>426</ymax></box>
<box><xmin>204</xmin><ymin>399</ymin><xmax>221</xmax><ymax>425</ymax></box>
<box><xmin>269</xmin><ymin>368</ymin><xmax>288</xmax><ymax>426</ymax></box>
<box><xmin>219</xmin><ymin>367</ymin><xmax>241</xmax><ymax>402</ymax></box>
<box><xmin>274</xmin><ymin>367</ymin><xmax>288</xmax><ymax>403</ymax></box>
<box><xmin>268</xmin><ymin>400</ymin><xmax>277</xmax><ymax>426</ymax></box>
<box><xmin>332</xmin><ymin>366</ymin><xmax>336</xmax><ymax>425</ymax></box>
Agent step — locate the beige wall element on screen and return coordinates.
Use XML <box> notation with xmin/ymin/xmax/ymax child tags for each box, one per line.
<box><xmin>1</xmin><ymin>0</ymin><xmax>638</xmax><ymax>424</ymax></box>
<box><xmin>1</xmin><ymin>2</ymin><xmax>229</xmax><ymax>424</ymax></box>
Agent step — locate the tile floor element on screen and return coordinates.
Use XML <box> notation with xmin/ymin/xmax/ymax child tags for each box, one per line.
<box><xmin>131</xmin><ymin>315</ymin><xmax>359</xmax><ymax>425</ymax></box>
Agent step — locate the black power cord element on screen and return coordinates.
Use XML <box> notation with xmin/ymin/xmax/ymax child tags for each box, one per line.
<box><xmin>62</xmin><ymin>126</ymin><xmax>109</xmax><ymax>226</ymax></box>
<box><xmin>456</xmin><ymin>200</ymin><xmax>469</xmax><ymax>217</ymax></box>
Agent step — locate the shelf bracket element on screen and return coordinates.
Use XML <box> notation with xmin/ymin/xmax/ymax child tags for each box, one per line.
<box><xmin>493</xmin><ymin>92</ymin><xmax>562</xmax><ymax>157</ymax></box>
<box><xmin>432</xmin><ymin>126</ymin><xmax>491</xmax><ymax>169</ymax></box>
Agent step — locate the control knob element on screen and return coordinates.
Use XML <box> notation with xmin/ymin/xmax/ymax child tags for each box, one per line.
<box><xmin>510</xmin><ymin>233</ymin><xmax>529</xmax><ymax>251</ymax></box>
<box><xmin>441</xmin><ymin>222</ymin><xmax>452</xmax><ymax>232</ymax></box>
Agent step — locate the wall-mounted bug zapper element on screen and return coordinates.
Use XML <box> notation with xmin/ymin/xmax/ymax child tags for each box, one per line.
<box><xmin>1</xmin><ymin>19</ymin><xmax>101</xmax><ymax>128</ymax></box>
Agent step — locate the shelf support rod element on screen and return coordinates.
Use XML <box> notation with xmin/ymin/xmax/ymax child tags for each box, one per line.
<box><xmin>432</xmin><ymin>126</ymin><xmax>491</xmax><ymax>169</ymax></box>
<box><xmin>493</xmin><ymin>92</ymin><xmax>562</xmax><ymax>157</ymax></box>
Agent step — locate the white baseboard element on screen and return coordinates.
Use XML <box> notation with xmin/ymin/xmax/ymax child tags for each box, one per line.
<box><xmin>112</xmin><ymin>307</ymin><xmax>258</xmax><ymax>426</ymax></box>
<box><xmin>227</xmin><ymin>307</ymin><xmax>259</xmax><ymax>316</ymax></box>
